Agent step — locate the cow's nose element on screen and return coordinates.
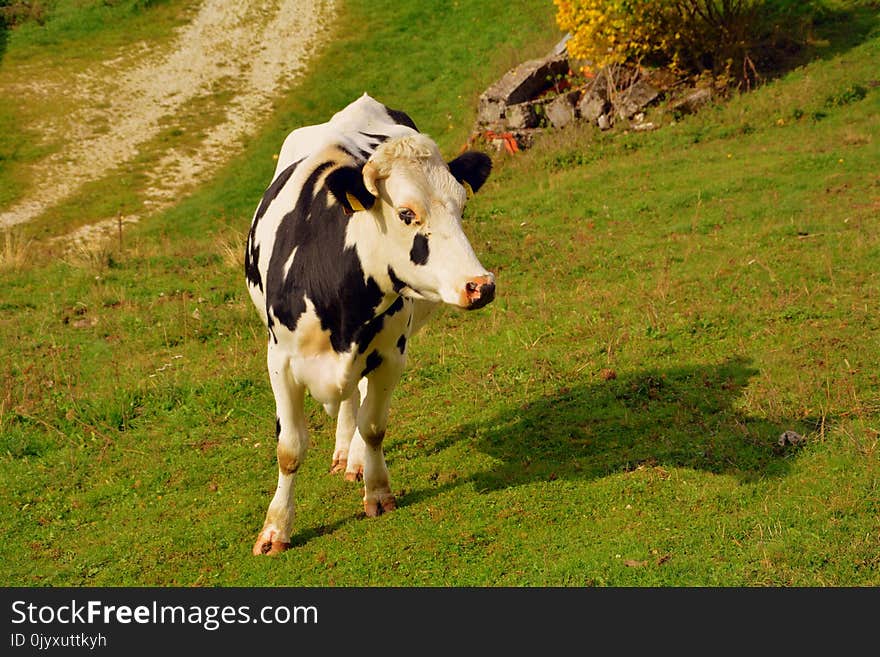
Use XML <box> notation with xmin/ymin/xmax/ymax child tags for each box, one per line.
<box><xmin>464</xmin><ymin>275</ymin><xmax>495</xmax><ymax>310</ymax></box>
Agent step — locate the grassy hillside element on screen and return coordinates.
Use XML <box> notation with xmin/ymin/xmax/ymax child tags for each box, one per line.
<box><xmin>0</xmin><ymin>0</ymin><xmax>878</xmax><ymax>586</ymax></box>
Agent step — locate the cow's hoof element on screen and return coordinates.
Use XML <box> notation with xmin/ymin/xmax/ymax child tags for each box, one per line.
<box><xmin>364</xmin><ymin>495</ymin><xmax>396</xmax><ymax>517</ymax></box>
<box><xmin>344</xmin><ymin>466</ymin><xmax>363</xmax><ymax>482</ymax></box>
<box><xmin>252</xmin><ymin>527</ymin><xmax>291</xmax><ymax>555</ymax></box>
<box><xmin>252</xmin><ymin>538</ymin><xmax>292</xmax><ymax>556</ymax></box>
<box><xmin>329</xmin><ymin>457</ymin><xmax>347</xmax><ymax>475</ymax></box>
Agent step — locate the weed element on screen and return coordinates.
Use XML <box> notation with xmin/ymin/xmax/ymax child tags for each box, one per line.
<box><xmin>825</xmin><ymin>84</ymin><xmax>869</xmax><ymax>106</ymax></box>
<box><xmin>0</xmin><ymin>228</ymin><xmax>31</xmax><ymax>270</ymax></box>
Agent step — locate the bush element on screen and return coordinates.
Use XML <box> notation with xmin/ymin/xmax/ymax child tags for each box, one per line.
<box><xmin>554</xmin><ymin>0</ymin><xmax>820</xmax><ymax>86</ymax></box>
<box><xmin>554</xmin><ymin>0</ymin><xmax>663</xmax><ymax>68</ymax></box>
<box><xmin>0</xmin><ymin>0</ymin><xmax>49</xmax><ymax>28</ymax></box>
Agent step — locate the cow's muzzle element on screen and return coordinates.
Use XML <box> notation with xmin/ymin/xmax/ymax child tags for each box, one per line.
<box><xmin>464</xmin><ymin>275</ymin><xmax>495</xmax><ymax>310</ymax></box>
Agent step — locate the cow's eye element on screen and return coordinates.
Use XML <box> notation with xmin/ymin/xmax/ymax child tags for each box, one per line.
<box><xmin>398</xmin><ymin>208</ymin><xmax>417</xmax><ymax>225</ymax></box>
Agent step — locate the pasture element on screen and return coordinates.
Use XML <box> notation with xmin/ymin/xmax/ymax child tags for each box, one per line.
<box><xmin>0</xmin><ymin>0</ymin><xmax>878</xmax><ymax>586</ymax></box>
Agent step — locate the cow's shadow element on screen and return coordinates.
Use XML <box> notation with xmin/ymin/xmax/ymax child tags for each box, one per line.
<box><xmin>398</xmin><ymin>355</ymin><xmax>810</xmax><ymax>508</ymax></box>
<box><xmin>287</xmin><ymin>356</ymin><xmax>810</xmax><ymax>545</ymax></box>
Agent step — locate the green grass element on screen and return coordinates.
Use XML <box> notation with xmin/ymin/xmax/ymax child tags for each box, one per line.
<box><xmin>2</xmin><ymin>0</ymin><xmax>188</xmax><ymax>59</ymax></box>
<box><xmin>1</xmin><ymin>0</ymin><xmax>878</xmax><ymax>586</ymax></box>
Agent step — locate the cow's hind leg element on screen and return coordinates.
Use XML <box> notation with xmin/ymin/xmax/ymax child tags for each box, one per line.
<box><xmin>329</xmin><ymin>385</ymin><xmax>360</xmax><ymax>477</ymax></box>
<box><xmin>344</xmin><ymin>428</ymin><xmax>367</xmax><ymax>482</ymax></box>
<box><xmin>342</xmin><ymin>379</ymin><xmax>370</xmax><ymax>482</ymax></box>
<box><xmin>358</xmin><ymin>362</ymin><xmax>403</xmax><ymax>516</ymax></box>
<box><xmin>253</xmin><ymin>346</ymin><xmax>308</xmax><ymax>556</ymax></box>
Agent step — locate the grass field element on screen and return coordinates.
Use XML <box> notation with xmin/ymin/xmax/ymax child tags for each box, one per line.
<box><xmin>1</xmin><ymin>0</ymin><xmax>878</xmax><ymax>586</ymax></box>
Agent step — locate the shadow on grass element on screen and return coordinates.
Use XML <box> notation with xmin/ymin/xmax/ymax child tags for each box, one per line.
<box><xmin>1</xmin><ymin>15</ymin><xmax>8</xmax><ymax>63</ymax></box>
<box><xmin>287</xmin><ymin>521</ymin><xmax>349</xmax><ymax>549</ymax></box>
<box><xmin>687</xmin><ymin>4</ymin><xmax>880</xmax><ymax>85</ymax></box>
<box><xmin>802</xmin><ymin>4</ymin><xmax>880</xmax><ymax>63</ymax></box>
<box><xmin>400</xmin><ymin>356</ymin><xmax>808</xmax><ymax>510</ymax></box>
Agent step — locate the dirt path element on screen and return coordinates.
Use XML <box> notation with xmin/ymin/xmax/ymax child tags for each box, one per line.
<box><xmin>0</xmin><ymin>0</ymin><xmax>335</xmax><ymax>245</ymax></box>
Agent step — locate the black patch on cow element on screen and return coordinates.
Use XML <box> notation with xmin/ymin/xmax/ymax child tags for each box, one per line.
<box><xmin>448</xmin><ymin>151</ymin><xmax>492</xmax><ymax>194</ymax></box>
<box><xmin>275</xmin><ymin>417</ymin><xmax>281</xmax><ymax>440</ymax></box>
<box><xmin>386</xmin><ymin>295</ymin><xmax>405</xmax><ymax>316</ymax></box>
<box><xmin>256</xmin><ymin>159</ymin><xmax>302</xmax><ymax>222</ymax></box>
<box><xmin>245</xmin><ymin>235</ymin><xmax>263</xmax><ymax>293</ymax></box>
<box><xmin>355</xmin><ymin>296</ymin><xmax>404</xmax><ymax>354</ymax></box>
<box><xmin>384</xmin><ymin>106</ymin><xmax>419</xmax><ymax>131</ymax></box>
<box><xmin>361</xmin><ymin>132</ymin><xmax>390</xmax><ymax>145</ymax></box>
<box><xmin>246</xmin><ymin>159</ymin><xmax>304</xmax><ymax>293</ymax></box>
<box><xmin>409</xmin><ymin>233</ymin><xmax>429</xmax><ymax>265</ymax></box>
<box><xmin>397</xmin><ymin>334</ymin><xmax>407</xmax><ymax>354</ymax></box>
<box><xmin>266</xmin><ymin>161</ymin><xmax>384</xmax><ymax>353</ymax></box>
<box><xmin>340</xmin><ymin>142</ymin><xmax>379</xmax><ymax>165</ymax></box>
<box><xmin>325</xmin><ymin>165</ymin><xmax>375</xmax><ymax>214</ymax></box>
<box><xmin>361</xmin><ymin>350</ymin><xmax>383</xmax><ymax>378</ymax></box>
<box><xmin>338</xmin><ymin>144</ymin><xmax>362</xmax><ymax>163</ymax></box>
<box><xmin>387</xmin><ymin>267</ymin><xmax>425</xmax><ymax>300</ymax></box>
<box><xmin>387</xmin><ymin>266</ymin><xmax>407</xmax><ymax>294</ymax></box>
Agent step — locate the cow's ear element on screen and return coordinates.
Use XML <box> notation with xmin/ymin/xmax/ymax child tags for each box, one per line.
<box><xmin>326</xmin><ymin>165</ymin><xmax>376</xmax><ymax>215</ymax></box>
<box><xmin>448</xmin><ymin>151</ymin><xmax>492</xmax><ymax>197</ymax></box>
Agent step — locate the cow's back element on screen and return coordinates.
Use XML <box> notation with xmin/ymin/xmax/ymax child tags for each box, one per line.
<box><xmin>274</xmin><ymin>93</ymin><xmax>417</xmax><ymax>177</ymax></box>
<box><xmin>246</xmin><ymin>94</ymin><xmax>419</xmax><ymax>321</ymax></box>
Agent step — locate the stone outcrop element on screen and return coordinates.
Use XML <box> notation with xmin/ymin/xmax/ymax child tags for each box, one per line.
<box><xmin>471</xmin><ymin>36</ymin><xmax>714</xmax><ymax>151</ymax></box>
<box><xmin>670</xmin><ymin>87</ymin><xmax>713</xmax><ymax>115</ymax></box>
<box><xmin>477</xmin><ymin>53</ymin><xmax>570</xmax><ymax>128</ymax></box>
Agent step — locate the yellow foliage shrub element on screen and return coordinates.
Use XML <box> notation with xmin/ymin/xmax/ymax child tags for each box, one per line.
<box><xmin>554</xmin><ymin>1</ymin><xmax>815</xmax><ymax>84</ymax></box>
<box><xmin>554</xmin><ymin>0</ymin><xmax>670</xmax><ymax>70</ymax></box>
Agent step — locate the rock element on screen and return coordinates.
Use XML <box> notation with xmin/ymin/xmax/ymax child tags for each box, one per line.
<box><xmin>511</xmin><ymin>129</ymin><xmax>540</xmax><ymax>150</ymax></box>
<box><xmin>476</xmin><ymin>95</ymin><xmax>506</xmax><ymax>128</ymax></box>
<box><xmin>671</xmin><ymin>87</ymin><xmax>713</xmax><ymax>115</ymax></box>
<box><xmin>774</xmin><ymin>429</ymin><xmax>807</xmax><ymax>455</ymax></box>
<box><xmin>505</xmin><ymin>101</ymin><xmax>538</xmax><ymax>130</ymax></box>
<box><xmin>778</xmin><ymin>430</ymin><xmax>805</xmax><ymax>446</ymax></box>
<box><xmin>477</xmin><ymin>52</ymin><xmax>570</xmax><ymax>128</ymax></box>
<box><xmin>545</xmin><ymin>91</ymin><xmax>579</xmax><ymax>128</ymax></box>
<box><xmin>583</xmin><ymin>75</ymin><xmax>610</xmax><ymax>103</ymax></box>
<box><xmin>630</xmin><ymin>112</ymin><xmax>657</xmax><ymax>131</ymax></box>
<box><xmin>577</xmin><ymin>90</ymin><xmax>608</xmax><ymax>124</ymax></box>
<box><xmin>551</xmin><ymin>33</ymin><xmax>572</xmax><ymax>58</ymax></box>
<box><xmin>616</xmin><ymin>78</ymin><xmax>660</xmax><ymax>119</ymax></box>
<box><xmin>472</xmin><ymin>44</ymin><xmax>717</xmax><ymax>150</ymax></box>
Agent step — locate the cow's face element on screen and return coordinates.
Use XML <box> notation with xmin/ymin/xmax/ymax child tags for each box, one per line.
<box><xmin>348</xmin><ymin>135</ymin><xmax>495</xmax><ymax>310</ymax></box>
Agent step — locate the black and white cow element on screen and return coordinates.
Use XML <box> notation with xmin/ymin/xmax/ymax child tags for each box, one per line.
<box><xmin>245</xmin><ymin>94</ymin><xmax>495</xmax><ymax>554</ymax></box>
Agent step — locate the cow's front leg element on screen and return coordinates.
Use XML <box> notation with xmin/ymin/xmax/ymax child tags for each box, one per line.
<box><xmin>358</xmin><ymin>362</ymin><xmax>403</xmax><ymax>517</ymax></box>
<box><xmin>253</xmin><ymin>348</ymin><xmax>309</xmax><ymax>556</ymax></box>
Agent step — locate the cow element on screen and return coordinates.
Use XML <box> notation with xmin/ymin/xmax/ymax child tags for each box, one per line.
<box><xmin>244</xmin><ymin>93</ymin><xmax>496</xmax><ymax>555</ymax></box>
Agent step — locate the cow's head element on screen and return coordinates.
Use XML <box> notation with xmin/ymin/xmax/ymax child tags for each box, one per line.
<box><xmin>329</xmin><ymin>134</ymin><xmax>495</xmax><ymax>310</ymax></box>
